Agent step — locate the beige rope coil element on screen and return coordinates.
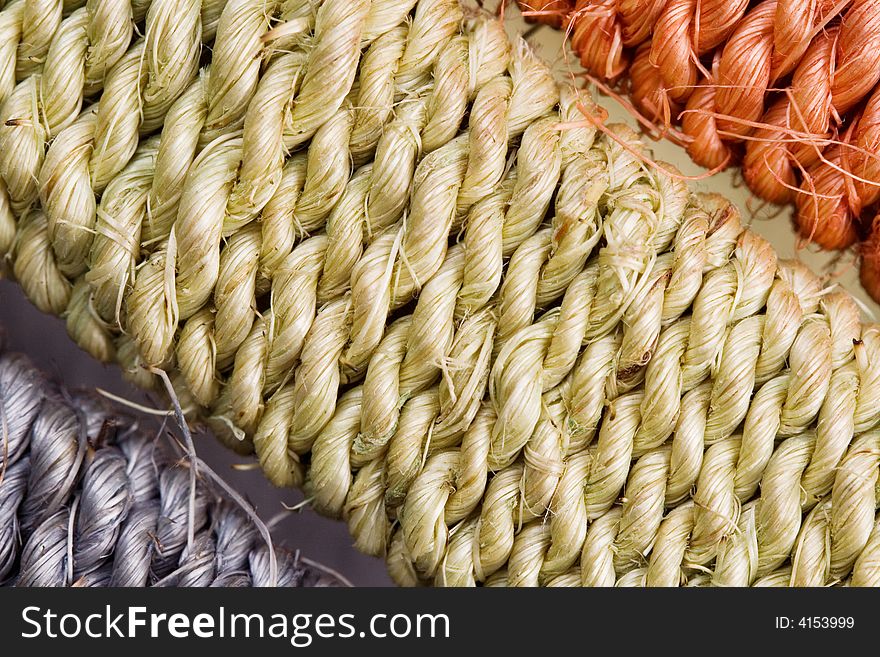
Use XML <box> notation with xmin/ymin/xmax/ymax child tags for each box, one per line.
<box><xmin>1</xmin><ymin>0</ymin><xmax>879</xmax><ymax>587</ymax></box>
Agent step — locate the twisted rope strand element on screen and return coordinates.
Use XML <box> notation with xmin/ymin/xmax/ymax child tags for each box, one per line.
<box><xmin>519</xmin><ymin>0</ymin><xmax>880</xmax><ymax>304</ymax></box>
<box><xmin>1</xmin><ymin>0</ymin><xmax>879</xmax><ymax>587</ymax></box>
<box><xmin>0</xmin><ymin>339</ymin><xmax>342</xmax><ymax>587</ymax></box>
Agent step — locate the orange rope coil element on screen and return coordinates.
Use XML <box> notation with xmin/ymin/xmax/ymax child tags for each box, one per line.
<box><xmin>517</xmin><ymin>0</ymin><xmax>880</xmax><ymax>303</ymax></box>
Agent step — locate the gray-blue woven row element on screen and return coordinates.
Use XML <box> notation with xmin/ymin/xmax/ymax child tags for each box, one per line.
<box><xmin>0</xmin><ymin>332</ymin><xmax>342</xmax><ymax>588</ymax></box>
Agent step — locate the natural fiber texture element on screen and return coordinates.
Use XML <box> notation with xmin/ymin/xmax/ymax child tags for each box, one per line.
<box><xmin>1</xmin><ymin>0</ymin><xmax>879</xmax><ymax>586</ymax></box>
<box><xmin>517</xmin><ymin>0</ymin><xmax>880</xmax><ymax>304</ymax></box>
<box><xmin>0</xmin><ymin>332</ymin><xmax>344</xmax><ymax>587</ymax></box>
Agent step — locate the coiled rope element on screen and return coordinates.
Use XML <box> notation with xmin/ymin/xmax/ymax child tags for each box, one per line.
<box><xmin>0</xmin><ymin>332</ymin><xmax>344</xmax><ymax>587</ymax></box>
<box><xmin>517</xmin><ymin>0</ymin><xmax>880</xmax><ymax>303</ymax></box>
<box><xmin>0</xmin><ymin>0</ymin><xmax>879</xmax><ymax>586</ymax></box>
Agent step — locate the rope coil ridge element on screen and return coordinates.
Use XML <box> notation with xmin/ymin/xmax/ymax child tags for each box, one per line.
<box><xmin>517</xmin><ymin>0</ymin><xmax>880</xmax><ymax>304</ymax></box>
<box><xmin>0</xmin><ymin>0</ymin><xmax>878</xmax><ymax>586</ymax></box>
<box><xmin>0</xmin><ymin>334</ymin><xmax>343</xmax><ymax>587</ymax></box>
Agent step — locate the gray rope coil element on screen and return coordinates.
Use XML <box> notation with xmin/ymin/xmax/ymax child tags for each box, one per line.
<box><xmin>0</xmin><ymin>331</ymin><xmax>343</xmax><ymax>587</ymax></box>
<box><xmin>1</xmin><ymin>0</ymin><xmax>879</xmax><ymax>587</ymax></box>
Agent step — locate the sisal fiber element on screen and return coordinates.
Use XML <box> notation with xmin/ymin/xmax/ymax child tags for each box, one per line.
<box><xmin>0</xmin><ymin>331</ymin><xmax>344</xmax><ymax>587</ymax></box>
<box><xmin>0</xmin><ymin>0</ymin><xmax>879</xmax><ymax>586</ymax></box>
<box><xmin>517</xmin><ymin>0</ymin><xmax>880</xmax><ymax>304</ymax></box>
